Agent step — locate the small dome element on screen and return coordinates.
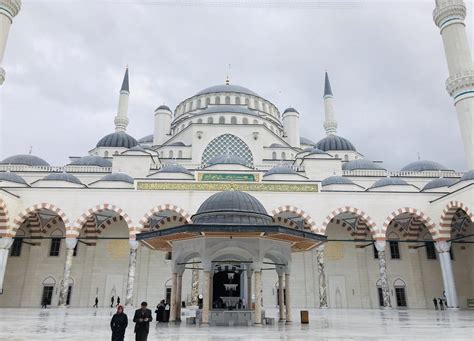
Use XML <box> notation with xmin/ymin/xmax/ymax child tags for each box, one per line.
<box><xmin>343</xmin><ymin>159</ymin><xmax>385</xmax><ymax>171</ymax></box>
<box><xmin>322</xmin><ymin>176</ymin><xmax>355</xmax><ymax>186</ymax></box>
<box><xmin>200</xmin><ymin>105</ymin><xmax>256</xmax><ymax>116</ymax></box>
<box><xmin>138</xmin><ymin>134</ymin><xmax>153</xmax><ymax>144</ymax></box>
<box><xmin>304</xmin><ymin>147</ymin><xmax>326</xmax><ymax>156</ymax></box>
<box><xmin>283</xmin><ymin>107</ymin><xmax>298</xmax><ymax>114</ymax></box>
<box><xmin>96</xmin><ymin>131</ymin><xmax>138</xmax><ymax>148</ymax></box>
<box><xmin>69</xmin><ymin>156</ymin><xmax>112</xmax><ymax>167</ymax></box>
<box><xmin>196</xmin><ymin>84</ymin><xmax>259</xmax><ymax>97</ymax></box>
<box><xmin>316</xmin><ymin>134</ymin><xmax>356</xmax><ymax>152</ymax></box>
<box><xmin>208</xmin><ymin>154</ymin><xmax>249</xmax><ymax>167</ymax></box>
<box><xmin>264</xmin><ymin>165</ymin><xmax>297</xmax><ymax>177</ymax></box>
<box><xmin>458</xmin><ymin>169</ymin><xmax>474</xmax><ymax>182</ymax></box>
<box><xmin>300</xmin><ymin>137</ymin><xmax>316</xmax><ymax>146</ymax></box>
<box><xmin>400</xmin><ymin>160</ymin><xmax>449</xmax><ymax>172</ymax></box>
<box><xmin>269</xmin><ymin>143</ymin><xmax>285</xmax><ymax>148</ymax></box>
<box><xmin>157</xmin><ymin>163</ymin><xmax>192</xmax><ymax>175</ymax></box>
<box><xmin>1</xmin><ymin>154</ymin><xmax>50</xmax><ymax>167</ymax></box>
<box><xmin>423</xmin><ymin>178</ymin><xmax>457</xmax><ymax>190</ymax></box>
<box><xmin>167</xmin><ymin>141</ymin><xmax>186</xmax><ymax>146</ymax></box>
<box><xmin>371</xmin><ymin>177</ymin><xmax>409</xmax><ymax>189</ymax></box>
<box><xmin>43</xmin><ymin>172</ymin><xmax>82</xmax><ymax>185</ymax></box>
<box><xmin>0</xmin><ymin>172</ymin><xmax>27</xmax><ymax>185</ymax></box>
<box><xmin>100</xmin><ymin>173</ymin><xmax>134</xmax><ymax>184</ymax></box>
<box><xmin>192</xmin><ymin>191</ymin><xmax>272</xmax><ymax>225</ymax></box>
<box><xmin>156</xmin><ymin>105</ymin><xmax>171</xmax><ymax>111</ymax></box>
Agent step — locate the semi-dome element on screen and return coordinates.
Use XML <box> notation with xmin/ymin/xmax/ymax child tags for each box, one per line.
<box><xmin>300</xmin><ymin>137</ymin><xmax>316</xmax><ymax>146</ymax></box>
<box><xmin>422</xmin><ymin>178</ymin><xmax>457</xmax><ymax>191</ymax></box>
<box><xmin>207</xmin><ymin>154</ymin><xmax>249</xmax><ymax>167</ymax></box>
<box><xmin>138</xmin><ymin>134</ymin><xmax>153</xmax><ymax>144</ymax></box>
<box><xmin>400</xmin><ymin>160</ymin><xmax>449</xmax><ymax>172</ymax></box>
<box><xmin>156</xmin><ymin>105</ymin><xmax>171</xmax><ymax>111</ymax></box>
<box><xmin>192</xmin><ymin>190</ymin><xmax>272</xmax><ymax>225</ymax></box>
<box><xmin>69</xmin><ymin>156</ymin><xmax>112</xmax><ymax>167</ymax></box>
<box><xmin>200</xmin><ymin>105</ymin><xmax>256</xmax><ymax>116</ymax></box>
<box><xmin>196</xmin><ymin>84</ymin><xmax>259</xmax><ymax>97</ymax></box>
<box><xmin>157</xmin><ymin>163</ymin><xmax>192</xmax><ymax>175</ymax></box>
<box><xmin>457</xmin><ymin>169</ymin><xmax>474</xmax><ymax>182</ymax></box>
<box><xmin>43</xmin><ymin>172</ymin><xmax>82</xmax><ymax>185</ymax></box>
<box><xmin>316</xmin><ymin>134</ymin><xmax>356</xmax><ymax>152</ymax></box>
<box><xmin>96</xmin><ymin>131</ymin><xmax>138</xmax><ymax>148</ymax></box>
<box><xmin>322</xmin><ymin>176</ymin><xmax>355</xmax><ymax>186</ymax></box>
<box><xmin>0</xmin><ymin>172</ymin><xmax>27</xmax><ymax>185</ymax></box>
<box><xmin>371</xmin><ymin>177</ymin><xmax>409</xmax><ymax>189</ymax></box>
<box><xmin>100</xmin><ymin>173</ymin><xmax>134</xmax><ymax>184</ymax></box>
<box><xmin>342</xmin><ymin>159</ymin><xmax>385</xmax><ymax>171</ymax></box>
<box><xmin>0</xmin><ymin>154</ymin><xmax>50</xmax><ymax>167</ymax></box>
<box><xmin>264</xmin><ymin>165</ymin><xmax>297</xmax><ymax>177</ymax></box>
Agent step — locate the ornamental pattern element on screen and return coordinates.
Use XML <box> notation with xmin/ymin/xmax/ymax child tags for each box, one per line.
<box><xmin>201</xmin><ymin>134</ymin><xmax>253</xmax><ymax>166</ymax></box>
<box><xmin>137</xmin><ymin>182</ymin><xmax>318</xmax><ymax>192</ymax></box>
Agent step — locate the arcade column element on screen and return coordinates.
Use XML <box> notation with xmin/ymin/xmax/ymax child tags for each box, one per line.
<box><xmin>202</xmin><ymin>270</ymin><xmax>211</xmax><ymax>325</ymax></box>
<box><xmin>375</xmin><ymin>240</ymin><xmax>391</xmax><ymax>308</ymax></box>
<box><xmin>254</xmin><ymin>270</ymin><xmax>262</xmax><ymax>325</ymax></box>
<box><xmin>58</xmin><ymin>238</ymin><xmax>78</xmax><ymax>307</ymax></box>
<box><xmin>435</xmin><ymin>241</ymin><xmax>459</xmax><ymax>309</ymax></box>
<box><xmin>0</xmin><ymin>237</ymin><xmax>13</xmax><ymax>294</ymax></box>
<box><xmin>169</xmin><ymin>272</ymin><xmax>178</xmax><ymax>322</ymax></box>
<box><xmin>277</xmin><ymin>272</ymin><xmax>285</xmax><ymax>322</ymax></box>
<box><xmin>176</xmin><ymin>273</ymin><xmax>183</xmax><ymax>321</ymax></box>
<box><xmin>285</xmin><ymin>273</ymin><xmax>292</xmax><ymax>323</ymax></box>
<box><xmin>125</xmin><ymin>240</ymin><xmax>139</xmax><ymax>306</ymax></box>
<box><xmin>316</xmin><ymin>245</ymin><xmax>328</xmax><ymax>308</ymax></box>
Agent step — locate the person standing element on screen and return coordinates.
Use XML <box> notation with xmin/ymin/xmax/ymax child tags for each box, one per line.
<box><xmin>111</xmin><ymin>296</ymin><xmax>115</xmax><ymax>308</ymax></box>
<box><xmin>117</xmin><ymin>296</ymin><xmax>121</xmax><ymax>306</ymax></box>
<box><xmin>93</xmin><ymin>296</ymin><xmax>98</xmax><ymax>308</ymax></box>
<box><xmin>133</xmin><ymin>301</ymin><xmax>153</xmax><ymax>341</ymax></box>
<box><xmin>110</xmin><ymin>304</ymin><xmax>128</xmax><ymax>341</ymax></box>
<box><xmin>438</xmin><ymin>297</ymin><xmax>444</xmax><ymax>310</ymax></box>
<box><xmin>41</xmin><ymin>296</ymin><xmax>48</xmax><ymax>309</ymax></box>
<box><xmin>155</xmin><ymin>300</ymin><xmax>165</xmax><ymax>322</ymax></box>
<box><xmin>433</xmin><ymin>298</ymin><xmax>438</xmax><ymax>310</ymax></box>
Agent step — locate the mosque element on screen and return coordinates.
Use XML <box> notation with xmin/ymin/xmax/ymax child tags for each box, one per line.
<box><xmin>0</xmin><ymin>0</ymin><xmax>473</xmax><ymax>326</ymax></box>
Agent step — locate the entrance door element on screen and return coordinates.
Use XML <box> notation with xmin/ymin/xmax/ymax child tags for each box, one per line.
<box><xmin>328</xmin><ymin>275</ymin><xmax>347</xmax><ymax>308</ymax></box>
<box><xmin>42</xmin><ymin>286</ymin><xmax>54</xmax><ymax>306</ymax></box>
<box><xmin>213</xmin><ymin>271</ymin><xmax>241</xmax><ymax>308</ymax></box>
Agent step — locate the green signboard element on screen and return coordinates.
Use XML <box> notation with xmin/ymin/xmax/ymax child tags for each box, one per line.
<box><xmin>199</xmin><ymin>173</ymin><xmax>256</xmax><ymax>182</ymax></box>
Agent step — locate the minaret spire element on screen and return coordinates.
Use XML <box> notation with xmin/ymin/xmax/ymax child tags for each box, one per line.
<box><xmin>114</xmin><ymin>66</ymin><xmax>130</xmax><ymax>132</ymax></box>
<box><xmin>323</xmin><ymin>71</ymin><xmax>338</xmax><ymax>135</ymax></box>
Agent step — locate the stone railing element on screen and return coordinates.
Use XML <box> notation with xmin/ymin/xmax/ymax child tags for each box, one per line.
<box><xmin>0</xmin><ymin>164</ymin><xmax>112</xmax><ymax>173</ymax></box>
<box><xmin>342</xmin><ymin>169</ymin><xmax>464</xmax><ymax>178</ymax></box>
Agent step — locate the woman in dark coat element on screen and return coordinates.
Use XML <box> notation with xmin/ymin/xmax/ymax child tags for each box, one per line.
<box><xmin>155</xmin><ymin>300</ymin><xmax>165</xmax><ymax>322</ymax></box>
<box><xmin>110</xmin><ymin>305</ymin><xmax>128</xmax><ymax>341</ymax></box>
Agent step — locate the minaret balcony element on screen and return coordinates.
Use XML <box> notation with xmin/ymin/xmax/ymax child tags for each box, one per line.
<box><xmin>446</xmin><ymin>70</ymin><xmax>474</xmax><ymax>102</ymax></box>
<box><xmin>433</xmin><ymin>0</ymin><xmax>466</xmax><ymax>30</ymax></box>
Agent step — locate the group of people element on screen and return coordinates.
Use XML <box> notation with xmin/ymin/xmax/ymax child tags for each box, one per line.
<box><xmin>433</xmin><ymin>296</ymin><xmax>448</xmax><ymax>310</ymax></box>
<box><xmin>111</xmin><ymin>301</ymin><xmax>153</xmax><ymax>341</ymax></box>
<box><xmin>154</xmin><ymin>300</ymin><xmax>171</xmax><ymax>322</ymax></box>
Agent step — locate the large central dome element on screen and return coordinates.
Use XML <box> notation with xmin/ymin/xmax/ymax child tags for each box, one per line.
<box><xmin>195</xmin><ymin>84</ymin><xmax>259</xmax><ymax>97</ymax></box>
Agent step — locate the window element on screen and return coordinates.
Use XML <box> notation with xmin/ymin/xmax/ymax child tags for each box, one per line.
<box><xmin>198</xmin><ymin>99</ymin><xmax>202</xmax><ymax>108</ymax></box>
<box><xmin>49</xmin><ymin>238</ymin><xmax>61</xmax><ymax>256</ymax></box>
<box><xmin>169</xmin><ymin>150</ymin><xmax>173</xmax><ymax>158</ymax></box>
<box><xmin>395</xmin><ymin>287</ymin><xmax>407</xmax><ymax>307</ymax></box>
<box><xmin>242</xmin><ymin>118</ymin><xmax>248</xmax><ymax>124</ymax></box>
<box><xmin>219</xmin><ymin>116</ymin><xmax>225</xmax><ymax>124</ymax></box>
<box><xmin>41</xmin><ymin>286</ymin><xmax>54</xmax><ymax>306</ymax></box>
<box><xmin>207</xmin><ymin>117</ymin><xmax>214</xmax><ymax>124</ymax></box>
<box><xmin>425</xmin><ymin>241</ymin><xmax>437</xmax><ymax>260</ymax></box>
<box><xmin>66</xmin><ymin>286</ymin><xmax>73</xmax><ymax>305</ymax></box>
<box><xmin>245</xmin><ymin>98</ymin><xmax>249</xmax><ymax>105</ymax></box>
<box><xmin>178</xmin><ymin>151</ymin><xmax>183</xmax><ymax>158</ymax></box>
<box><xmin>373</xmin><ymin>243</ymin><xmax>379</xmax><ymax>259</ymax></box>
<box><xmin>389</xmin><ymin>241</ymin><xmax>400</xmax><ymax>259</ymax></box>
<box><xmin>206</xmin><ymin>97</ymin><xmax>211</xmax><ymax>105</ymax></box>
<box><xmin>225</xmin><ymin>96</ymin><xmax>231</xmax><ymax>104</ymax></box>
<box><xmin>236</xmin><ymin>97</ymin><xmax>241</xmax><ymax>105</ymax></box>
<box><xmin>73</xmin><ymin>243</ymin><xmax>78</xmax><ymax>257</ymax></box>
<box><xmin>281</xmin><ymin>152</ymin><xmax>286</xmax><ymax>160</ymax></box>
<box><xmin>197</xmin><ymin>118</ymin><xmax>203</xmax><ymax>124</ymax></box>
<box><xmin>215</xmin><ymin>97</ymin><xmax>221</xmax><ymax>105</ymax></box>
<box><xmin>104</xmin><ymin>151</ymin><xmax>109</xmax><ymax>157</ymax></box>
<box><xmin>253</xmin><ymin>119</ymin><xmax>258</xmax><ymax>125</ymax></box>
<box><xmin>377</xmin><ymin>287</ymin><xmax>384</xmax><ymax>307</ymax></box>
<box><xmin>272</xmin><ymin>152</ymin><xmax>277</xmax><ymax>160</ymax></box>
<box><xmin>10</xmin><ymin>238</ymin><xmax>23</xmax><ymax>257</ymax></box>
<box><xmin>188</xmin><ymin>101</ymin><xmax>193</xmax><ymax>111</ymax></box>
<box><xmin>230</xmin><ymin>116</ymin><xmax>237</xmax><ymax>124</ymax></box>
<box><xmin>344</xmin><ymin>155</ymin><xmax>349</xmax><ymax>161</ymax></box>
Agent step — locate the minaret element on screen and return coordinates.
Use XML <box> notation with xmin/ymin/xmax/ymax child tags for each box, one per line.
<box><xmin>114</xmin><ymin>67</ymin><xmax>130</xmax><ymax>132</ymax></box>
<box><xmin>0</xmin><ymin>0</ymin><xmax>22</xmax><ymax>85</ymax></box>
<box><xmin>323</xmin><ymin>72</ymin><xmax>338</xmax><ymax>135</ymax></box>
<box><xmin>282</xmin><ymin>107</ymin><xmax>300</xmax><ymax>148</ymax></box>
<box><xmin>434</xmin><ymin>0</ymin><xmax>474</xmax><ymax>169</ymax></box>
<box><xmin>153</xmin><ymin>105</ymin><xmax>172</xmax><ymax>146</ymax></box>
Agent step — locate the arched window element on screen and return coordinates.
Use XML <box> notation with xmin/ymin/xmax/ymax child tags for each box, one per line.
<box><xmin>236</xmin><ymin>97</ymin><xmax>241</xmax><ymax>105</ymax></box>
<box><xmin>242</xmin><ymin>118</ymin><xmax>248</xmax><ymax>124</ymax></box>
<box><xmin>281</xmin><ymin>152</ymin><xmax>286</xmax><ymax>160</ymax></box>
<box><xmin>207</xmin><ymin>117</ymin><xmax>214</xmax><ymax>124</ymax></box>
<box><xmin>198</xmin><ymin>99</ymin><xmax>202</xmax><ymax>108</ymax></box>
<box><xmin>215</xmin><ymin>96</ymin><xmax>221</xmax><ymax>105</ymax></box>
<box><xmin>104</xmin><ymin>151</ymin><xmax>109</xmax><ymax>157</ymax></box>
<box><xmin>393</xmin><ymin>278</ymin><xmax>407</xmax><ymax>307</ymax></box>
<box><xmin>335</xmin><ymin>154</ymin><xmax>339</xmax><ymax>158</ymax></box>
<box><xmin>230</xmin><ymin>116</ymin><xmax>237</xmax><ymax>124</ymax></box>
<box><xmin>253</xmin><ymin>119</ymin><xmax>258</xmax><ymax>125</ymax></box>
<box><xmin>188</xmin><ymin>101</ymin><xmax>193</xmax><ymax>111</ymax></box>
<box><xmin>114</xmin><ymin>151</ymin><xmax>119</xmax><ymax>155</ymax></box>
<box><xmin>225</xmin><ymin>96</ymin><xmax>231</xmax><ymax>104</ymax></box>
<box><xmin>178</xmin><ymin>151</ymin><xmax>183</xmax><ymax>158</ymax></box>
<box><xmin>202</xmin><ymin>134</ymin><xmax>254</xmax><ymax>166</ymax></box>
<box><xmin>219</xmin><ymin>116</ymin><xmax>225</xmax><ymax>124</ymax></box>
<box><xmin>272</xmin><ymin>151</ymin><xmax>277</xmax><ymax>160</ymax></box>
<box><xmin>206</xmin><ymin>97</ymin><xmax>211</xmax><ymax>106</ymax></box>
<box><xmin>245</xmin><ymin>98</ymin><xmax>249</xmax><ymax>105</ymax></box>
<box><xmin>169</xmin><ymin>150</ymin><xmax>173</xmax><ymax>158</ymax></box>
<box><xmin>344</xmin><ymin>154</ymin><xmax>349</xmax><ymax>161</ymax></box>
<box><xmin>197</xmin><ymin>118</ymin><xmax>203</xmax><ymax>124</ymax></box>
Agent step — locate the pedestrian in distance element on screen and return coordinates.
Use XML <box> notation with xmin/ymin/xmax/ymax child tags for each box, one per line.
<box><xmin>93</xmin><ymin>296</ymin><xmax>98</xmax><ymax>308</ymax></box>
<box><xmin>433</xmin><ymin>298</ymin><xmax>438</xmax><ymax>310</ymax></box>
<box><xmin>438</xmin><ymin>297</ymin><xmax>444</xmax><ymax>310</ymax></box>
<box><xmin>155</xmin><ymin>300</ymin><xmax>165</xmax><ymax>322</ymax></box>
<box><xmin>133</xmin><ymin>301</ymin><xmax>153</xmax><ymax>341</ymax></box>
<box><xmin>110</xmin><ymin>304</ymin><xmax>128</xmax><ymax>341</ymax></box>
<box><xmin>117</xmin><ymin>296</ymin><xmax>121</xmax><ymax>306</ymax></box>
<box><xmin>111</xmin><ymin>296</ymin><xmax>115</xmax><ymax>308</ymax></box>
<box><xmin>41</xmin><ymin>296</ymin><xmax>47</xmax><ymax>309</ymax></box>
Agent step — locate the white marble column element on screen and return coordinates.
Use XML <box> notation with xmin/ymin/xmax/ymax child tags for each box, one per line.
<box><xmin>254</xmin><ymin>270</ymin><xmax>262</xmax><ymax>325</ymax></box>
<box><xmin>278</xmin><ymin>273</ymin><xmax>285</xmax><ymax>321</ymax></box>
<box><xmin>169</xmin><ymin>272</ymin><xmax>178</xmax><ymax>322</ymax></box>
<box><xmin>435</xmin><ymin>241</ymin><xmax>459</xmax><ymax>309</ymax></box>
<box><xmin>125</xmin><ymin>240</ymin><xmax>138</xmax><ymax>306</ymax></box>
<box><xmin>59</xmin><ymin>238</ymin><xmax>78</xmax><ymax>307</ymax></box>
<box><xmin>176</xmin><ymin>273</ymin><xmax>183</xmax><ymax>321</ymax></box>
<box><xmin>202</xmin><ymin>270</ymin><xmax>211</xmax><ymax>325</ymax></box>
<box><xmin>0</xmin><ymin>237</ymin><xmax>13</xmax><ymax>294</ymax></box>
<box><xmin>375</xmin><ymin>241</ymin><xmax>391</xmax><ymax>308</ymax></box>
<box><xmin>285</xmin><ymin>273</ymin><xmax>292</xmax><ymax>323</ymax></box>
<box><xmin>316</xmin><ymin>245</ymin><xmax>328</xmax><ymax>308</ymax></box>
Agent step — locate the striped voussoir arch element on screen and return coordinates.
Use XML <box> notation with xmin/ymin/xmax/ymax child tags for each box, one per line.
<box><xmin>73</xmin><ymin>204</ymin><xmax>133</xmax><ymax>238</ymax></box>
<box><xmin>383</xmin><ymin>207</ymin><xmax>436</xmax><ymax>239</ymax></box>
<box><xmin>439</xmin><ymin>201</ymin><xmax>473</xmax><ymax>239</ymax></box>
<box><xmin>12</xmin><ymin>203</ymin><xmax>71</xmax><ymax>237</ymax></box>
<box><xmin>0</xmin><ymin>199</ymin><xmax>9</xmax><ymax>237</ymax></box>
<box><xmin>271</xmin><ymin>205</ymin><xmax>317</xmax><ymax>232</ymax></box>
<box><xmin>137</xmin><ymin>204</ymin><xmax>193</xmax><ymax>232</ymax></box>
<box><xmin>321</xmin><ymin>207</ymin><xmax>377</xmax><ymax>237</ymax></box>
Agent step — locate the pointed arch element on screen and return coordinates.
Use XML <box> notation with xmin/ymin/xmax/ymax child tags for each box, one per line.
<box><xmin>439</xmin><ymin>201</ymin><xmax>473</xmax><ymax>239</ymax></box>
<box><xmin>11</xmin><ymin>203</ymin><xmax>71</xmax><ymax>237</ymax></box>
<box><xmin>382</xmin><ymin>207</ymin><xmax>436</xmax><ymax>239</ymax></box>
<box><xmin>73</xmin><ymin>204</ymin><xmax>133</xmax><ymax>237</ymax></box>
<box><xmin>271</xmin><ymin>205</ymin><xmax>317</xmax><ymax>231</ymax></box>
<box><xmin>321</xmin><ymin>206</ymin><xmax>377</xmax><ymax>237</ymax></box>
<box><xmin>137</xmin><ymin>204</ymin><xmax>193</xmax><ymax>232</ymax></box>
<box><xmin>0</xmin><ymin>199</ymin><xmax>9</xmax><ymax>237</ymax></box>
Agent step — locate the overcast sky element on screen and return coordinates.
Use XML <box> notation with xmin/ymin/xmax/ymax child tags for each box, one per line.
<box><xmin>0</xmin><ymin>0</ymin><xmax>472</xmax><ymax>170</ymax></box>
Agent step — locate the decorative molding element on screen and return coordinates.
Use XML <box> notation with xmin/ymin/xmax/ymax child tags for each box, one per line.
<box><xmin>433</xmin><ymin>0</ymin><xmax>466</xmax><ymax>30</ymax></box>
<box><xmin>0</xmin><ymin>199</ymin><xmax>8</xmax><ymax>237</ymax></box>
<box><xmin>271</xmin><ymin>205</ymin><xmax>317</xmax><ymax>231</ymax></box>
<box><xmin>0</xmin><ymin>0</ymin><xmax>21</xmax><ymax>21</ymax></box>
<box><xmin>73</xmin><ymin>204</ymin><xmax>133</xmax><ymax>236</ymax></box>
<box><xmin>439</xmin><ymin>200</ymin><xmax>473</xmax><ymax>238</ymax></box>
<box><xmin>136</xmin><ymin>181</ymin><xmax>318</xmax><ymax>192</ymax></box>
<box><xmin>11</xmin><ymin>203</ymin><xmax>70</xmax><ymax>237</ymax></box>
<box><xmin>320</xmin><ymin>207</ymin><xmax>377</xmax><ymax>236</ymax></box>
<box><xmin>446</xmin><ymin>70</ymin><xmax>474</xmax><ymax>102</ymax></box>
<box><xmin>382</xmin><ymin>207</ymin><xmax>436</xmax><ymax>238</ymax></box>
<box><xmin>137</xmin><ymin>204</ymin><xmax>193</xmax><ymax>231</ymax></box>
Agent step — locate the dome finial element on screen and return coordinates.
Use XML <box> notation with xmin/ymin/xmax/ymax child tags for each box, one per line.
<box><xmin>225</xmin><ymin>75</ymin><xmax>230</xmax><ymax>85</ymax></box>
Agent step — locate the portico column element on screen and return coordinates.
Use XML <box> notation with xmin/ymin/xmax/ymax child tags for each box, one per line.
<box><xmin>191</xmin><ymin>265</ymin><xmax>199</xmax><ymax>306</ymax></box>
<box><xmin>254</xmin><ymin>270</ymin><xmax>262</xmax><ymax>325</ymax></box>
<box><xmin>247</xmin><ymin>270</ymin><xmax>252</xmax><ymax>310</ymax></box>
<box><xmin>169</xmin><ymin>272</ymin><xmax>178</xmax><ymax>322</ymax></box>
<box><xmin>176</xmin><ymin>273</ymin><xmax>183</xmax><ymax>321</ymax></box>
<box><xmin>125</xmin><ymin>240</ymin><xmax>139</xmax><ymax>306</ymax></box>
<box><xmin>375</xmin><ymin>240</ymin><xmax>391</xmax><ymax>308</ymax></box>
<box><xmin>202</xmin><ymin>270</ymin><xmax>211</xmax><ymax>325</ymax></box>
<box><xmin>435</xmin><ymin>241</ymin><xmax>459</xmax><ymax>309</ymax></box>
<box><xmin>285</xmin><ymin>273</ymin><xmax>292</xmax><ymax>323</ymax></box>
<box><xmin>277</xmin><ymin>272</ymin><xmax>285</xmax><ymax>321</ymax></box>
<box><xmin>316</xmin><ymin>245</ymin><xmax>328</xmax><ymax>308</ymax></box>
<box><xmin>59</xmin><ymin>238</ymin><xmax>78</xmax><ymax>307</ymax></box>
<box><xmin>0</xmin><ymin>237</ymin><xmax>13</xmax><ymax>294</ymax></box>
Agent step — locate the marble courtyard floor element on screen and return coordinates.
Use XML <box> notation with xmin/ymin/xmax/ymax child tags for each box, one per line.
<box><xmin>0</xmin><ymin>307</ymin><xmax>472</xmax><ymax>340</ymax></box>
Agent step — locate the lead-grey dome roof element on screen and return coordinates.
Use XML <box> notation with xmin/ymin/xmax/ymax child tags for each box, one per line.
<box><xmin>156</xmin><ymin>105</ymin><xmax>171</xmax><ymax>111</ymax></box>
<box><xmin>400</xmin><ymin>160</ymin><xmax>449</xmax><ymax>172</ymax></box>
<box><xmin>138</xmin><ymin>134</ymin><xmax>153</xmax><ymax>143</ymax></box>
<box><xmin>69</xmin><ymin>156</ymin><xmax>112</xmax><ymax>167</ymax></box>
<box><xmin>157</xmin><ymin>163</ymin><xmax>192</xmax><ymax>175</ymax></box>
<box><xmin>304</xmin><ymin>147</ymin><xmax>326</xmax><ymax>156</ymax></box>
<box><xmin>167</xmin><ymin>141</ymin><xmax>186</xmax><ymax>146</ymax></box>
<box><xmin>1</xmin><ymin>154</ymin><xmax>50</xmax><ymax>167</ymax></box>
<box><xmin>371</xmin><ymin>177</ymin><xmax>409</xmax><ymax>189</ymax></box>
<box><xmin>264</xmin><ymin>165</ymin><xmax>297</xmax><ymax>177</ymax></box>
<box><xmin>208</xmin><ymin>154</ymin><xmax>249</xmax><ymax>167</ymax></box>
<box><xmin>342</xmin><ymin>159</ymin><xmax>385</xmax><ymax>171</ymax></box>
<box><xmin>0</xmin><ymin>172</ymin><xmax>27</xmax><ymax>185</ymax></box>
<box><xmin>457</xmin><ymin>169</ymin><xmax>474</xmax><ymax>182</ymax></box>
<box><xmin>43</xmin><ymin>172</ymin><xmax>82</xmax><ymax>185</ymax></box>
<box><xmin>192</xmin><ymin>191</ymin><xmax>272</xmax><ymax>225</ymax></box>
<box><xmin>96</xmin><ymin>131</ymin><xmax>138</xmax><ymax>148</ymax></box>
<box><xmin>283</xmin><ymin>107</ymin><xmax>298</xmax><ymax>114</ymax></box>
<box><xmin>200</xmin><ymin>105</ymin><xmax>256</xmax><ymax>116</ymax></box>
<box><xmin>300</xmin><ymin>137</ymin><xmax>316</xmax><ymax>146</ymax></box>
<box><xmin>196</xmin><ymin>84</ymin><xmax>259</xmax><ymax>97</ymax></box>
<box><xmin>100</xmin><ymin>173</ymin><xmax>134</xmax><ymax>184</ymax></box>
<box><xmin>423</xmin><ymin>178</ymin><xmax>457</xmax><ymax>190</ymax></box>
<box><xmin>316</xmin><ymin>134</ymin><xmax>356</xmax><ymax>152</ymax></box>
<box><xmin>322</xmin><ymin>176</ymin><xmax>355</xmax><ymax>186</ymax></box>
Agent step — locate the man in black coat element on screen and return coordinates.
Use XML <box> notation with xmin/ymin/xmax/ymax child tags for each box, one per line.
<box><xmin>133</xmin><ymin>301</ymin><xmax>153</xmax><ymax>341</ymax></box>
